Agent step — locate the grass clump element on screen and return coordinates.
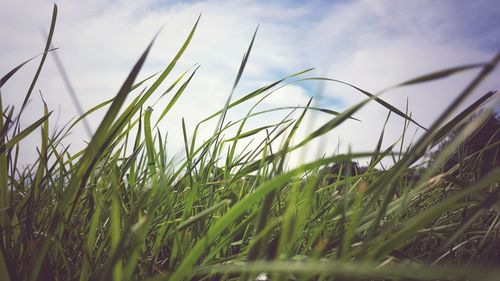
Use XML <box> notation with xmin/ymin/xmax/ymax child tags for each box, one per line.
<box><xmin>1</xmin><ymin>5</ymin><xmax>499</xmax><ymax>281</ymax></box>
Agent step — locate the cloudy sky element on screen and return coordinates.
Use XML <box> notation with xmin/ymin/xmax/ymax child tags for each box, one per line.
<box><xmin>1</xmin><ymin>0</ymin><xmax>500</xmax><ymax>167</ymax></box>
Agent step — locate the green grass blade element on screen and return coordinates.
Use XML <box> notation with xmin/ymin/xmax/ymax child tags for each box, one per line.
<box><xmin>0</xmin><ymin>48</ymin><xmax>58</xmax><ymax>88</ymax></box>
<box><xmin>0</xmin><ymin>94</ymin><xmax>8</xmax><ymax>219</ymax></box>
<box><xmin>430</xmin><ymin>90</ymin><xmax>497</xmax><ymax>147</ymax></box>
<box><xmin>223</xmin><ymin>121</ymin><xmax>292</xmax><ymax>143</ymax></box>
<box><xmin>307</xmin><ymin>77</ymin><xmax>427</xmax><ymax>130</ymax></box>
<box><xmin>200</xmin><ymin>68</ymin><xmax>314</xmax><ymax>124</ymax></box>
<box><xmin>0</xmin><ymin>248</ymin><xmax>10</xmax><ymax>281</ymax></box>
<box><xmin>144</xmin><ymin>107</ymin><xmax>155</xmax><ymax>175</ymax></box>
<box><xmin>214</xmin><ymin>25</ymin><xmax>258</xmax><ymax>144</ymax></box>
<box><xmin>21</xmin><ymin>4</ymin><xmax>58</xmax><ymax>111</ymax></box>
<box><xmin>154</xmin><ymin>66</ymin><xmax>199</xmax><ymax>127</ymax></box>
<box><xmin>0</xmin><ymin>112</ymin><xmax>52</xmax><ymax>154</ymax></box>
<box><xmin>176</xmin><ymin>199</ymin><xmax>232</xmax><ymax>231</ymax></box>
<box><xmin>382</xmin><ymin>63</ymin><xmax>485</xmax><ymax>91</ymax></box>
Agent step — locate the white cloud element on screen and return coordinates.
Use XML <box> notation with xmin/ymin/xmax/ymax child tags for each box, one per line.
<box><xmin>263</xmin><ymin>85</ymin><xmax>311</xmax><ymax>107</ymax></box>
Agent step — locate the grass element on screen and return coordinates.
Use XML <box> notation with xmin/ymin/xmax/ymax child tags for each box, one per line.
<box><xmin>1</xmin><ymin>5</ymin><xmax>500</xmax><ymax>281</ymax></box>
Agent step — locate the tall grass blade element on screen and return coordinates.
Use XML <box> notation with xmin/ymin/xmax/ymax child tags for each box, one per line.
<box><xmin>0</xmin><ymin>48</ymin><xmax>58</xmax><ymax>88</ymax></box>
<box><xmin>21</xmin><ymin>4</ymin><xmax>58</xmax><ymax>111</ymax></box>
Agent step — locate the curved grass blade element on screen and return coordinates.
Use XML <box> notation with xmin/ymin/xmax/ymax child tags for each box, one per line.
<box><xmin>223</xmin><ymin>120</ymin><xmax>293</xmax><ymax>143</ymax></box>
<box><xmin>0</xmin><ymin>111</ymin><xmax>52</xmax><ymax>154</ymax></box>
<box><xmin>293</xmin><ymin>91</ymin><xmax>375</xmax><ymax>149</ymax></box>
<box><xmin>430</xmin><ymin>90</ymin><xmax>497</xmax><ymax>147</ymax></box>
<box><xmin>244</xmin><ymin>105</ymin><xmax>360</xmax><ymax>122</ymax></box>
<box><xmin>214</xmin><ymin>25</ymin><xmax>258</xmax><ymax>142</ymax></box>
<box><xmin>0</xmin><ymin>48</ymin><xmax>59</xmax><ymax>89</ymax></box>
<box><xmin>21</xmin><ymin>4</ymin><xmax>58</xmax><ymax>111</ymax></box>
<box><xmin>144</xmin><ymin>107</ymin><xmax>155</xmax><ymax>175</ymax></box>
<box><xmin>154</xmin><ymin>65</ymin><xmax>199</xmax><ymax>127</ymax></box>
<box><xmin>0</xmin><ymin>94</ymin><xmax>8</xmax><ymax>218</ymax></box>
<box><xmin>200</xmin><ymin>68</ymin><xmax>314</xmax><ymax>124</ymax></box>
<box><xmin>381</xmin><ymin>63</ymin><xmax>485</xmax><ymax>92</ymax></box>
<box><xmin>311</xmin><ymin>77</ymin><xmax>427</xmax><ymax>130</ymax></box>
<box><xmin>176</xmin><ymin>199</ymin><xmax>232</xmax><ymax>231</ymax></box>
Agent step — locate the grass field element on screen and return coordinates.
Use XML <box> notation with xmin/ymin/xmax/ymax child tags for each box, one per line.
<box><xmin>1</xmin><ymin>5</ymin><xmax>499</xmax><ymax>281</ymax></box>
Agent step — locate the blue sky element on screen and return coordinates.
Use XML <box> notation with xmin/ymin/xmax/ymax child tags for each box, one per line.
<box><xmin>1</xmin><ymin>0</ymin><xmax>499</xmax><ymax>166</ymax></box>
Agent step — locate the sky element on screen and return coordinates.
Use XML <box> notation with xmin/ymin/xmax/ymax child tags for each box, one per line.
<box><xmin>1</xmin><ymin>0</ymin><xmax>500</xmax><ymax>168</ymax></box>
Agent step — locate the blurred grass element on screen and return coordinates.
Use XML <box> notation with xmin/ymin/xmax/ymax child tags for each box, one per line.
<box><xmin>0</xmin><ymin>4</ymin><xmax>499</xmax><ymax>281</ymax></box>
